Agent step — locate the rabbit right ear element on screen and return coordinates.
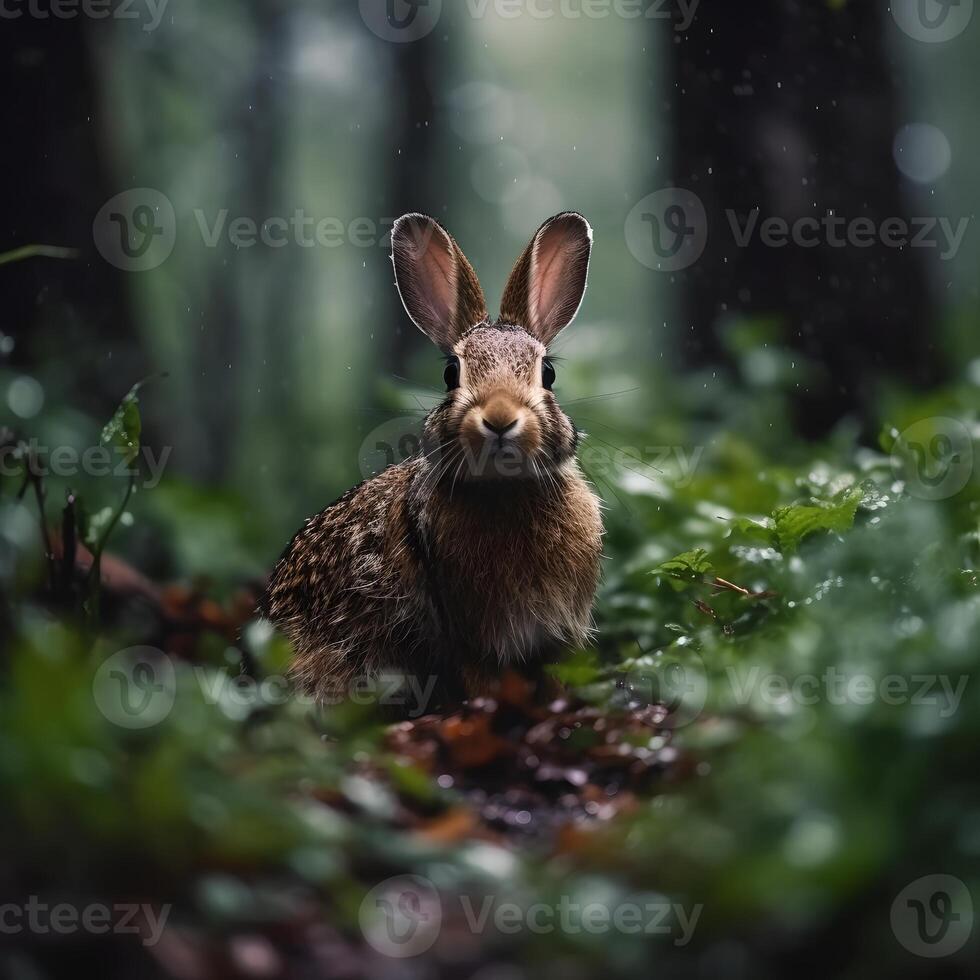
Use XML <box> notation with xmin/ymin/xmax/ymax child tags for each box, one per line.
<box><xmin>499</xmin><ymin>212</ymin><xmax>592</xmax><ymax>346</ymax></box>
<box><xmin>391</xmin><ymin>214</ymin><xmax>489</xmax><ymax>351</ymax></box>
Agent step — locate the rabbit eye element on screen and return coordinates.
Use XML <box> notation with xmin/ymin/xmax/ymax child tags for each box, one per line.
<box><xmin>542</xmin><ymin>358</ymin><xmax>556</xmax><ymax>391</ymax></box>
<box><xmin>443</xmin><ymin>356</ymin><xmax>461</xmax><ymax>391</ymax></box>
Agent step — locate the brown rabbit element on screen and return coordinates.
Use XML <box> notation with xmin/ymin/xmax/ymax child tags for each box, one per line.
<box><xmin>265</xmin><ymin>212</ymin><xmax>603</xmax><ymax>703</ymax></box>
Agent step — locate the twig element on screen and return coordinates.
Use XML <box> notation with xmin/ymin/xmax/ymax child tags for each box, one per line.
<box><xmin>87</xmin><ymin>474</ymin><xmax>135</xmax><ymax>626</ymax></box>
<box><xmin>0</xmin><ymin>244</ymin><xmax>78</xmax><ymax>266</ymax></box>
<box><xmin>710</xmin><ymin>576</ymin><xmax>778</xmax><ymax>601</ymax></box>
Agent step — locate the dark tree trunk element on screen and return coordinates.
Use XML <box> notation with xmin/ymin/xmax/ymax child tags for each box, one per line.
<box><xmin>0</xmin><ymin>16</ymin><xmax>141</xmax><ymax>417</ymax></box>
<box><xmin>380</xmin><ymin>35</ymin><xmax>439</xmax><ymax>376</ymax></box>
<box><xmin>667</xmin><ymin>0</ymin><xmax>942</xmax><ymax>437</ymax></box>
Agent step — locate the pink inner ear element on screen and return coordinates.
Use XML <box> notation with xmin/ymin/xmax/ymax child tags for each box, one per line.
<box><xmin>403</xmin><ymin>219</ymin><xmax>458</xmax><ymax>332</ymax></box>
<box><xmin>528</xmin><ymin>215</ymin><xmax>591</xmax><ymax>342</ymax></box>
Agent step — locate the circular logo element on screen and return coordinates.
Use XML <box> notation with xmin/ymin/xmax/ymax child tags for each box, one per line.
<box><xmin>358</xmin><ymin>875</ymin><xmax>442</xmax><ymax>958</ymax></box>
<box><xmin>359</xmin><ymin>0</ymin><xmax>442</xmax><ymax>42</ymax></box>
<box><xmin>93</xmin><ymin>188</ymin><xmax>176</xmax><ymax>272</ymax></box>
<box><xmin>359</xmin><ymin>417</ymin><xmax>425</xmax><ymax>479</ymax></box>
<box><xmin>93</xmin><ymin>647</ymin><xmax>177</xmax><ymax>729</ymax></box>
<box><xmin>622</xmin><ymin>644</ymin><xmax>708</xmax><ymax>729</ymax></box>
<box><xmin>892</xmin><ymin>0</ymin><xmax>974</xmax><ymax>42</ymax></box>
<box><xmin>891</xmin><ymin>417</ymin><xmax>974</xmax><ymax>500</ymax></box>
<box><xmin>625</xmin><ymin>189</ymin><xmax>708</xmax><ymax>273</ymax></box>
<box><xmin>891</xmin><ymin>874</ymin><xmax>973</xmax><ymax>957</ymax></box>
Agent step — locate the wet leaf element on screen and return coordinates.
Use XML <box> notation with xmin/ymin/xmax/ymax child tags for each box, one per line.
<box><xmin>100</xmin><ymin>379</ymin><xmax>152</xmax><ymax>466</ymax></box>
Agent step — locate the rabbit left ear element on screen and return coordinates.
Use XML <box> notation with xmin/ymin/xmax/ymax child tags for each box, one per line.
<box><xmin>499</xmin><ymin>212</ymin><xmax>592</xmax><ymax>346</ymax></box>
<box><xmin>391</xmin><ymin>214</ymin><xmax>489</xmax><ymax>351</ymax></box>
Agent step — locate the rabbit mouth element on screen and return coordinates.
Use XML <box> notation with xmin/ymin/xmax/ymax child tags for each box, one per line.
<box><xmin>450</xmin><ymin>405</ymin><xmax>546</xmax><ymax>481</ymax></box>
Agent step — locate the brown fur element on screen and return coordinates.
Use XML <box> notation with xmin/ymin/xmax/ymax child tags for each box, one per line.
<box><xmin>265</xmin><ymin>213</ymin><xmax>603</xmax><ymax>701</ymax></box>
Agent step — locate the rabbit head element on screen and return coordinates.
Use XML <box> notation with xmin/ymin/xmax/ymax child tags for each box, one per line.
<box><xmin>391</xmin><ymin>212</ymin><xmax>592</xmax><ymax>482</ymax></box>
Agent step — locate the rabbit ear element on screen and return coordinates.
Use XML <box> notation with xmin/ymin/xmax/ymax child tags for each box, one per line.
<box><xmin>499</xmin><ymin>212</ymin><xmax>592</xmax><ymax>346</ymax></box>
<box><xmin>391</xmin><ymin>213</ymin><xmax>489</xmax><ymax>351</ymax></box>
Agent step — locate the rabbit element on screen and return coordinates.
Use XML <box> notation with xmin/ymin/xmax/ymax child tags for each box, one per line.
<box><xmin>264</xmin><ymin>211</ymin><xmax>603</xmax><ymax>704</ymax></box>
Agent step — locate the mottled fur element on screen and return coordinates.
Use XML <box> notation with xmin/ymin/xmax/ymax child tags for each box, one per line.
<box><xmin>266</xmin><ymin>213</ymin><xmax>603</xmax><ymax>700</ymax></box>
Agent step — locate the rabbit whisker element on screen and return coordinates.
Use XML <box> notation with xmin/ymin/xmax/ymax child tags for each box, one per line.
<box><xmin>561</xmin><ymin>387</ymin><xmax>640</xmax><ymax>407</ymax></box>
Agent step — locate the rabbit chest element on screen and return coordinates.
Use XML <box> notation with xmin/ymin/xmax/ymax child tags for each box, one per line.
<box><xmin>410</xmin><ymin>465</ymin><xmax>603</xmax><ymax>663</ymax></box>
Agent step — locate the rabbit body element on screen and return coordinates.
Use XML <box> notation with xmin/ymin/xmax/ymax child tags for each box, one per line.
<box><xmin>267</xmin><ymin>452</ymin><xmax>601</xmax><ymax>699</ymax></box>
<box><xmin>266</xmin><ymin>212</ymin><xmax>603</xmax><ymax>699</ymax></box>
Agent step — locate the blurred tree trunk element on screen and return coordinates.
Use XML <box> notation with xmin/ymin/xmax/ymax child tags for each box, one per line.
<box><xmin>381</xmin><ymin>37</ymin><xmax>439</xmax><ymax>376</ymax></box>
<box><xmin>667</xmin><ymin>0</ymin><xmax>941</xmax><ymax>436</ymax></box>
<box><xmin>0</xmin><ymin>17</ymin><xmax>140</xmax><ymax>416</ymax></box>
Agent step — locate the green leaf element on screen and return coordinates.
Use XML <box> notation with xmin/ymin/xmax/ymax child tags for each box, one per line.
<box><xmin>85</xmin><ymin>506</ymin><xmax>114</xmax><ymax>549</ymax></box>
<box><xmin>549</xmin><ymin>648</ymin><xmax>602</xmax><ymax>687</ymax></box>
<box><xmin>772</xmin><ymin>487</ymin><xmax>863</xmax><ymax>553</ymax></box>
<box><xmin>100</xmin><ymin>382</ymin><xmax>145</xmax><ymax>466</ymax></box>
<box><xmin>652</xmin><ymin>548</ymin><xmax>714</xmax><ymax>583</ymax></box>
<box><xmin>728</xmin><ymin>517</ymin><xmax>778</xmax><ymax>548</ymax></box>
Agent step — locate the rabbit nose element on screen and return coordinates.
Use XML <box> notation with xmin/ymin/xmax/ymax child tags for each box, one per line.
<box><xmin>482</xmin><ymin>416</ymin><xmax>518</xmax><ymax>436</ymax></box>
<box><xmin>480</xmin><ymin>394</ymin><xmax>523</xmax><ymax>438</ymax></box>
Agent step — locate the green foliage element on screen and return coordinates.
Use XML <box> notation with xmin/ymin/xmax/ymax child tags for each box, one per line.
<box><xmin>652</xmin><ymin>547</ymin><xmax>713</xmax><ymax>583</ymax></box>
<box><xmin>2</xmin><ymin>371</ymin><xmax>979</xmax><ymax>978</ymax></box>
<box><xmin>771</xmin><ymin>488</ymin><xmax>862</xmax><ymax>552</ymax></box>
<box><xmin>99</xmin><ymin>381</ymin><xmax>145</xmax><ymax>466</ymax></box>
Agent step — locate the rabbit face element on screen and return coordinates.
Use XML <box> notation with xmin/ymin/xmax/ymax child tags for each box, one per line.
<box><xmin>422</xmin><ymin>325</ymin><xmax>577</xmax><ymax>481</ymax></box>
<box><xmin>392</xmin><ymin>211</ymin><xmax>592</xmax><ymax>485</ymax></box>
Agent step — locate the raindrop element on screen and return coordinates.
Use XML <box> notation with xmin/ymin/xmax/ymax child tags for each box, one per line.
<box><xmin>893</xmin><ymin>123</ymin><xmax>952</xmax><ymax>184</ymax></box>
<box><xmin>7</xmin><ymin>376</ymin><xmax>44</xmax><ymax>419</ymax></box>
